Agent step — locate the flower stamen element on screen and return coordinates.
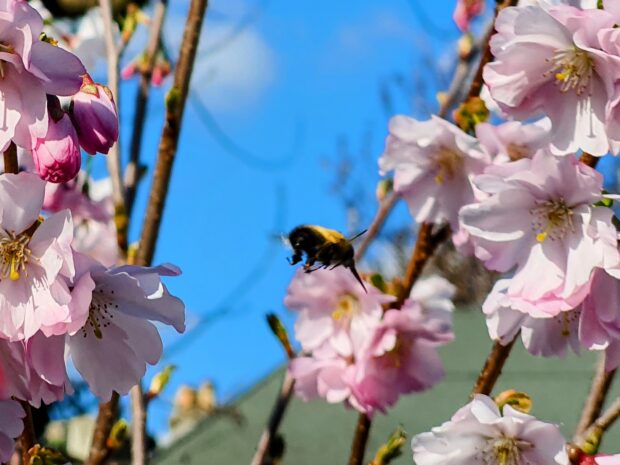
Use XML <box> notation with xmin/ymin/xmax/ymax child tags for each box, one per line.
<box><xmin>547</xmin><ymin>47</ymin><xmax>594</xmax><ymax>95</ymax></box>
<box><xmin>482</xmin><ymin>436</ymin><xmax>533</xmax><ymax>465</ymax></box>
<box><xmin>530</xmin><ymin>198</ymin><xmax>574</xmax><ymax>242</ymax></box>
<box><xmin>0</xmin><ymin>232</ymin><xmax>31</xmax><ymax>281</ymax></box>
<box><xmin>332</xmin><ymin>294</ymin><xmax>360</xmax><ymax>321</ymax></box>
<box><xmin>434</xmin><ymin>147</ymin><xmax>463</xmax><ymax>185</ymax></box>
<box><xmin>83</xmin><ymin>288</ymin><xmax>117</xmax><ymax>339</ymax></box>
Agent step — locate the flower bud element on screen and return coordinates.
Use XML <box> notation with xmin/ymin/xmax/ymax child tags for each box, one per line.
<box><xmin>33</xmin><ymin>113</ymin><xmax>81</xmax><ymax>184</ymax></box>
<box><xmin>71</xmin><ymin>75</ymin><xmax>119</xmax><ymax>155</ymax></box>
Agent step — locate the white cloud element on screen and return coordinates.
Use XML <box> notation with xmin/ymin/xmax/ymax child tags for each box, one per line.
<box><xmin>164</xmin><ymin>8</ymin><xmax>276</xmax><ymax>112</ymax></box>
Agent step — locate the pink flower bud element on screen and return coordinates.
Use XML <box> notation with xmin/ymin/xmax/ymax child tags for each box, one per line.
<box><xmin>453</xmin><ymin>0</ymin><xmax>484</xmax><ymax>32</ymax></box>
<box><xmin>71</xmin><ymin>76</ymin><xmax>119</xmax><ymax>155</ymax></box>
<box><xmin>33</xmin><ymin>113</ymin><xmax>81</xmax><ymax>184</ymax></box>
<box><xmin>121</xmin><ymin>62</ymin><xmax>138</xmax><ymax>80</ymax></box>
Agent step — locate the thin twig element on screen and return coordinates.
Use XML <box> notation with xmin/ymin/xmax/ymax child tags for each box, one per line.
<box><xmin>86</xmin><ymin>393</ymin><xmax>120</xmax><ymax>465</ymax></box>
<box><xmin>355</xmin><ymin>192</ymin><xmax>398</xmax><ymax>262</ymax></box>
<box><xmin>348</xmin><ymin>414</ymin><xmax>372</xmax><ymax>465</ymax></box>
<box><xmin>130</xmin><ymin>1</ymin><xmax>208</xmax><ymax>464</ymax></box>
<box><xmin>250</xmin><ymin>372</ymin><xmax>295</xmax><ymax>465</ymax></box>
<box><xmin>125</xmin><ymin>0</ymin><xmax>169</xmax><ymax>218</ymax></box>
<box><xmin>394</xmin><ymin>223</ymin><xmax>450</xmax><ymax>308</ymax></box>
<box><xmin>574</xmin><ymin>358</ymin><xmax>617</xmax><ymax>440</ymax></box>
<box><xmin>470</xmin><ymin>338</ymin><xmax>518</xmax><ymax>397</ymax></box>
<box><xmin>125</xmin><ymin>7</ymin><xmax>169</xmax><ymax>463</ymax></box>
<box><xmin>99</xmin><ymin>0</ymin><xmax>128</xmax><ymax>252</ymax></box>
<box><xmin>131</xmin><ymin>384</ymin><xmax>147</xmax><ymax>465</ymax></box>
<box><xmin>135</xmin><ymin>0</ymin><xmax>208</xmax><ymax>268</ymax></box>
<box><xmin>438</xmin><ymin>37</ymin><xmax>480</xmax><ymax>118</ymax></box>
<box><xmin>18</xmin><ymin>401</ymin><xmax>35</xmax><ymax>465</ymax></box>
<box><xmin>590</xmin><ymin>396</ymin><xmax>620</xmax><ymax>435</ymax></box>
<box><xmin>578</xmin><ymin>395</ymin><xmax>620</xmax><ymax>449</ymax></box>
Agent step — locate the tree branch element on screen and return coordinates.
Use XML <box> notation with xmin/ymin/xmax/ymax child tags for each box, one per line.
<box><xmin>86</xmin><ymin>393</ymin><xmax>120</xmax><ymax>465</ymax></box>
<box><xmin>589</xmin><ymin>396</ymin><xmax>620</xmax><ymax>436</ymax></box>
<box><xmin>135</xmin><ymin>0</ymin><xmax>208</xmax><ymax>268</ymax></box>
<box><xmin>18</xmin><ymin>401</ymin><xmax>35</xmax><ymax>465</ymax></box>
<box><xmin>250</xmin><ymin>372</ymin><xmax>295</xmax><ymax>465</ymax></box>
<box><xmin>394</xmin><ymin>223</ymin><xmax>450</xmax><ymax>308</ymax></box>
<box><xmin>470</xmin><ymin>338</ymin><xmax>517</xmax><ymax>397</ymax></box>
<box><xmin>348</xmin><ymin>414</ymin><xmax>372</xmax><ymax>465</ymax></box>
<box><xmin>125</xmin><ymin>0</ymin><xmax>169</xmax><ymax>219</ymax></box>
<box><xmin>574</xmin><ymin>358</ymin><xmax>616</xmax><ymax>440</ymax></box>
<box><xmin>99</xmin><ymin>0</ymin><xmax>128</xmax><ymax>252</ymax></box>
<box><xmin>354</xmin><ymin>192</ymin><xmax>398</xmax><ymax>262</ymax></box>
<box><xmin>131</xmin><ymin>384</ymin><xmax>147</xmax><ymax>465</ymax></box>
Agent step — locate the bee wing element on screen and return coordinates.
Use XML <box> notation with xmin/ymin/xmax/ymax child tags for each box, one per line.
<box><xmin>279</xmin><ymin>233</ymin><xmax>293</xmax><ymax>250</ymax></box>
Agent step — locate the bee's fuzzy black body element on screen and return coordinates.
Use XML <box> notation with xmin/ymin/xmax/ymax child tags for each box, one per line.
<box><xmin>287</xmin><ymin>225</ymin><xmax>366</xmax><ymax>291</ymax></box>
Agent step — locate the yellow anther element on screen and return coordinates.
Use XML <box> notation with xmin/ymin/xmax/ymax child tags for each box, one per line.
<box><xmin>9</xmin><ymin>259</ymin><xmax>19</xmax><ymax>281</ymax></box>
<box><xmin>536</xmin><ymin>231</ymin><xmax>548</xmax><ymax>243</ymax></box>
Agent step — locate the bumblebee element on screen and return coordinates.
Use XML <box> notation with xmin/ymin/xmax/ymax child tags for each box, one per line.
<box><xmin>286</xmin><ymin>225</ymin><xmax>367</xmax><ymax>292</ymax></box>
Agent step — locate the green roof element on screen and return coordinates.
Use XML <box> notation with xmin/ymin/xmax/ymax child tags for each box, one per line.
<box><xmin>155</xmin><ymin>309</ymin><xmax>620</xmax><ymax>465</ymax></box>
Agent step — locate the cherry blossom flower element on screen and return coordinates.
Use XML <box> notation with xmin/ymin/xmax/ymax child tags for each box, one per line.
<box><xmin>460</xmin><ymin>152</ymin><xmax>619</xmax><ymax>302</ymax></box>
<box><xmin>0</xmin><ymin>401</ymin><xmax>23</xmax><ymax>463</ymax></box>
<box><xmin>475</xmin><ymin>119</ymin><xmax>551</xmax><ymax>164</ymax></box>
<box><xmin>0</xmin><ymin>172</ymin><xmax>77</xmax><ymax>340</ymax></box>
<box><xmin>25</xmin><ymin>332</ymin><xmax>72</xmax><ymax>406</ymax></box>
<box><xmin>0</xmin><ymin>0</ymin><xmax>85</xmax><ymax>152</ymax></box>
<box><xmin>379</xmin><ymin>115</ymin><xmax>490</xmax><ymax>230</ymax></box>
<box><xmin>453</xmin><ymin>0</ymin><xmax>485</xmax><ymax>32</ymax></box>
<box><xmin>580</xmin><ymin>269</ymin><xmax>620</xmax><ymax>370</ymax></box>
<box><xmin>484</xmin><ymin>270</ymin><xmax>620</xmax><ymax>370</ymax></box>
<box><xmin>289</xmin><ymin>343</ymin><xmax>356</xmax><ymax>406</ymax></box>
<box><xmin>483</xmin><ymin>278</ymin><xmax>583</xmax><ymax>358</ymax></box>
<box><xmin>411</xmin><ymin>394</ymin><xmax>569</xmax><ymax>465</ymax></box>
<box><xmin>289</xmin><ymin>278</ymin><xmax>454</xmax><ymax>416</ymax></box>
<box><xmin>285</xmin><ymin>268</ymin><xmax>394</xmax><ymax>358</ymax></box>
<box><xmin>43</xmin><ymin>176</ymin><xmax>118</xmax><ymax>266</ymax></box>
<box><xmin>43</xmin><ymin>176</ymin><xmax>110</xmax><ymax>223</ymax></box>
<box><xmin>483</xmin><ymin>4</ymin><xmax>620</xmax><ymax>155</ymax></box>
<box><xmin>67</xmin><ymin>254</ymin><xmax>185</xmax><ymax>399</ymax></box>
<box><xmin>350</xmin><ymin>300</ymin><xmax>453</xmax><ymax>415</ymax></box>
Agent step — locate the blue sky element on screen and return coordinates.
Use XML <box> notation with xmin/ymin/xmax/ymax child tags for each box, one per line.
<box><xmin>130</xmin><ymin>0</ymin><xmax>469</xmax><ymax>437</ymax></box>
<box><xmin>82</xmin><ymin>0</ymin><xmax>500</xmax><ymax>437</ymax></box>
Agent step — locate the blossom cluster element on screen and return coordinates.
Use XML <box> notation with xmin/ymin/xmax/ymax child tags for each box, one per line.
<box><xmin>0</xmin><ymin>0</ymin><xmax>118</xmax><ymax>184</ymax></box>
<box><xmin>354</xmin><ymin>0</ymin><xmax>620</xmax><ymax>461</ymax></box>
<box><xmin>286</xmin><ymin>269</ymin><xmax>454</xmax><ymax>416</ymax></box>
<box><xmin>380</xmin><ymin>0</ymin><xmax>620</xmax><ymax>376</ymax></box>
<box><xmin>275</xmin><ymin>0</ymin><xmax>620</xmax><ymax>462</ymax></box>
<box><xmin>0</xmin><ymin>171</ymin><xmax>185</xmax><ymax>460</ymax></box>
<box><xmin>0</xmin><ymin>1</ymin><xmax>184</xmax><ymax>460</ymax></box>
